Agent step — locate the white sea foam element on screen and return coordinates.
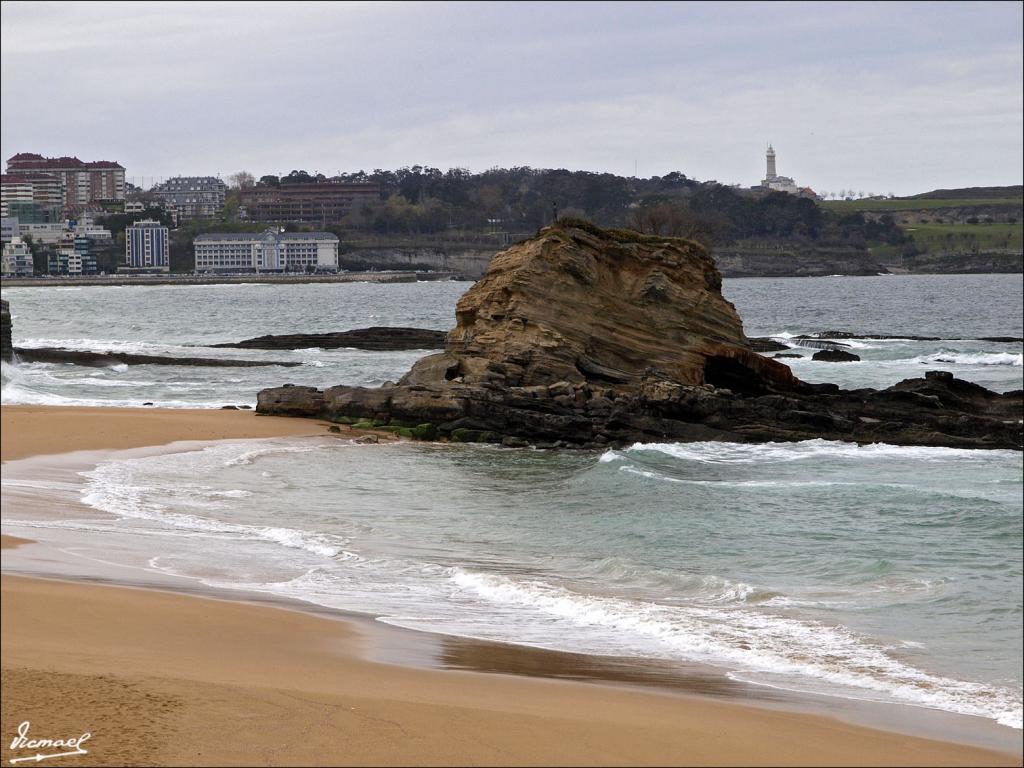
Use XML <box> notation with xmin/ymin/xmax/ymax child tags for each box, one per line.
<box><xmin>449</xmin><ymin>569</ymin><xmax>1022</xmax><ymax>728</ymax></box>
<box><xmin>77</xmin><ymin>441</ymin><xmax>350</xmax><ymax>559</ymax></box>
<box><xmin>14</xmin><ymin>337</ymin><xmax>188</xmax><ymax>355</ymax></box>
<box><xmin>916</xmin><ymin>352</ymin><xmax>1022</xmax><ymax>367</ymax></box>
<box><xmin>602</xmin><ymin>439</ymin><xmax>1012</xmax><ymax>466</ymax></box>
<box><xmin>786</xmin><ymin>351</ymin><xmax>1023</xmax><ymax>367</ymax></box>
<box><xmin>222</xmin><ymin>443</ymin><xmax>328</xmax><ymax>466</ymax></box>
<box><xmin>616</xmin><ymin>465</ymin><xmax>913</xmax><ymax>490</ymax></box>
<box><xmin>0</xmin><ymin>382</ymin><xmax>219</xmax><ymax>409</ymax></box>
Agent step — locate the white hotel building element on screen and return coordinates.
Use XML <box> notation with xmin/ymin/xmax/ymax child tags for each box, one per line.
<box><xmin>194</xmin><ymin>229</ymin><xmax>339</xmax><ymax>273</ymax></box>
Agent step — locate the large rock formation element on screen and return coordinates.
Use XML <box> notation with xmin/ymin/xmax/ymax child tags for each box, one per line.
<box><xmin>258</xmin><ymin>221</ymin><xmax>1022</xmax><ymax>450</ymax></box>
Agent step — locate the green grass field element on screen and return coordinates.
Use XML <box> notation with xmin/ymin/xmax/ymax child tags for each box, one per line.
<box><xmin>820</xmin><ymin>197</ymin><xmax>1023</xmax><ymax>213</ymax></box>
<box><xmin>904</xmin><ymin>222</ymin><xmax>1023</xmax><ymax>251</ymax></box>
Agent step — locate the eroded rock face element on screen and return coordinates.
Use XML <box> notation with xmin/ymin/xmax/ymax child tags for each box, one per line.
<box><xmin>432</xmin><ymin>223</ymin><xmax>793</xmax><ymax>391</ymax></box>
<box><xmin>257</xmin><ymin>222</ymin><xmax>1022</xmax><ymax>450</ymax></box>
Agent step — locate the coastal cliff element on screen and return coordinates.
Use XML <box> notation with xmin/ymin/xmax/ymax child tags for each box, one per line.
<box><xmin>258</xmin><ymin>221</ymin><xmax>1022</xmax><ymax>450</ymax></box>
<box><xmin>713</xmin><ymin>242</ymin><xmax>885</xmax><ymax>277</ymax></box>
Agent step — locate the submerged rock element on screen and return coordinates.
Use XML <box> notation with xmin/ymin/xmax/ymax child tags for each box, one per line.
<box><xmin>14</xmin><ymin>347</ymin><xmax>301</xmax><ymax>368</ymax></box>
<box><xmin>258</xmin><ymin>220</ymin><xmax>1022</xmax><ymax>450</ymax></box>
<box><xmin>812</xmin><ymin>349</ymin><xmax>861</xmax><ymax>362</ymax></box>
<box><xmin>212</xmin><ymin>327</ymin><xmax>446</xmax><ymax>351</ymax></box>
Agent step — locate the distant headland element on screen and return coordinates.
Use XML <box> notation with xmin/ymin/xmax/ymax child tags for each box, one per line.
<box><xmin>3</xmin><ymin>151</ymin><xmax>1019</xmax><ymax>282</ymax></box>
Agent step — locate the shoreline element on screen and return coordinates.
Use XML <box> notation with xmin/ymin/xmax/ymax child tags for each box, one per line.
<box><xmin>2</xmin><ymin>405</ymin><xmax>1021</xmax><ymax>766</ymax></box>
<box><xmin>2</xmin><ymin>572</ymin><xmax>1019</xmax><ymax>767</ymax></box>
<box><xmin>0</xmin><ymin>270</ymin><xmax>460</xmax><ymax>288</ymax></box>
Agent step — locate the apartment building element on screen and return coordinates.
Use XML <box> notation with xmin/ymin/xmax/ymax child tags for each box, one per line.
<box><xmin>6</xmin><ymin>153</ymin><xmax>126</xmax><ymax>211</ymax></box>
<box><xmin>0</xmin><ymin>175</ymin><xmax>32</xmax><ymax>216</ymax></box>
<box><xmin>194</xmin><ymin>229</ymin><xmax>339</xmax><ymax>273</ymax></box>
<box><xmin>239</xmin><ymin>182</ymin><xmax>380</xmax><ymax>224</ymax></box>
<box><xmin>1</xmin><ymin>237</ymin><xmax>34</xmax><ymax>277</ymax></box>
<box><xmin>151</xmin><ymin>176</ymin><xmax>227</xmax><ymax>220</ymax></box>
<box><xmin>125</xmin><ymin>219</ymin><xmax>169</xmax><ymax>272</ymax></box>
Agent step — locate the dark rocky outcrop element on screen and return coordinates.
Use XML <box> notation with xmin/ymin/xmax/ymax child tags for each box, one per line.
<box><xmin>257</xmin><ymin>221</ymin><xmax>1023</xmax><ymax>450</ymax></box>
<box><xmin>14</xmin><ymin>348</ymin><xmax>301</xmax><ymax>368</ymax></box>
<box><xmin>812</xmin><ymin>349</ymin><xmax>861</xmax><ymax>362</ymax></box>
<box><xmin>212</xmin><ymin>327</ymin><xmax>446</xmax><ymax>351</ymax></box>
<box><xmin>747</xmin><ymin>338</ymin><xmax>791</xmax><ymax>352</ymax></box>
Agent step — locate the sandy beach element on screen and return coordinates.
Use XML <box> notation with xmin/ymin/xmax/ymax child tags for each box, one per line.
<box><xmin>1</xmin><ymin>405</ymin><xmax>1021</xmax><ymax>767</ymax></box>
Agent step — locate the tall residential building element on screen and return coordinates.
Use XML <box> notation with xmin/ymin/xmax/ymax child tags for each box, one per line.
<box><xmin>0</xmin><ymin>172</ymin><xmax>61</xmax><ymax>215</ymax></box>
<box><xmin>151</xmin><ymin>176</ymin><xmax>227</xmax><ymax>220</ymax></box>
<box><xmin>194</xmin><ymin>229</ymin><xmax>339</xmax><ymax>273</ymax></box>
<box><xmin>1</xmin><ymin>237</ymin><xmax>34</xmax><ymax>277</ymax></box>
<box><xmin>0</xmin><ymin>175</ymin><xmax>33</xmax><ymax>216</ymax></box>
<box><xmin>239</xmin><ymin>182</ymin><xmax>380</xmax><ymax>224</ymax></box>
<box><xmin>5</xmin><ymin>153</ymin><xmax>126</xmax><ymax>211</ymax></box>
<box><xmin>125</xmin><ymin>219</ymin><xmax>169</xmax><ymax>272</ymax></box>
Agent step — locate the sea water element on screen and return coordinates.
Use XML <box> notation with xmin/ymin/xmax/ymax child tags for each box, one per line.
<box><xmin>1</xmin><ymin>274</ymin><xmax>1022</xmax><ymax>732</ymax></box>
<box><xmin>1</xmin><ymin>274</ymin><xmax>1021</xmax><ymax>406</ymax></box>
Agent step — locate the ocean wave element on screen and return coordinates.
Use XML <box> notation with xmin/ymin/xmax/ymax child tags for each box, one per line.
<box><xmin>81</xmin><ymin>480</ymin><xmax>348</xmax><ymax>559</ymax></box>
<box><xmin>601</xmin><ymin>439</ymin><xmax>1012</xmax><ymax>466</ymax></box>
<box><xmin>783</xmin><ymin>351</ymin><xmax>1023</xmax><ymax>367</ymax></box>
<box><xmin>916</xmin><ymin>352</ymin><xmax>1022</xmax><ymax>367</ymax></box>
<box><xmin>223</xmin><ymin>444</ymin><xmax>330</xmax><ymax>467</ymax></box>
<box><xmin>77</xmin><ymin>441</ymin><xmax>352</xmax><ymax>561</ymax></box>
<box><xmin>571</xmin><ymin>556</ymin><xmax>773</xmax><ymax>603</ymax></box>
<box><xmin>449</xmin><ymin>568</ymin><xmax>1022</xmax><ymax>729</ymax></box>
<box><xmin>0</xmin><ymin>359</ymin><xmax>242</xmax><ymax>408</ymax></box>
<box><xmin>615</xmin><ymin>464</ymin><xmax>924</xmax><ymax>490</ymax></box>
<box><xmin>16</xmin><ymin>433</ymin><xmax>1020</xmax><ymax>733</ymax></box>
<box><xmin>0</xmin><ymin>381</ymin><xmax>223</xmax><ymax>409</ymax></box>
<box><xmin>14</xmin><ymin>337</ymin><xmax>188</xmax><ymax>355</ymax></box>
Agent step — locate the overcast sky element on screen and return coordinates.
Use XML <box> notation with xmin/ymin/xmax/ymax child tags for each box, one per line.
<box><xmin>2</xmin><ymin>1</ymin><xmax>1021</xmax><ymax>196</ymax></box>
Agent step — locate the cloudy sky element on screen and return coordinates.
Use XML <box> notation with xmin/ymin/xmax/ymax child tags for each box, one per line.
<box><xmin>2</xmin><ymin>1</ymin><xmax>1021</xmax><ymax>195</ymax></box>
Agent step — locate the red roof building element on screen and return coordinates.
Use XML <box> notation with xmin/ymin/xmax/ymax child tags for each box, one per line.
<box><xmin>5</xmin><ymin>153</ymin><xmax>127</xmax><ymax>210</ymax></box>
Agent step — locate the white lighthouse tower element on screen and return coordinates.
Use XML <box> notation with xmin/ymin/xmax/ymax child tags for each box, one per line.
<box><xmin>760</xmin><ymin>143</ymin><xmax>800</xmax><ymax>193</ymax></box>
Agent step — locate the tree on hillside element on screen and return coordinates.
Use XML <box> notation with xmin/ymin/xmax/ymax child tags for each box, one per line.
<box><xmin>228</xmin><ymin>171</ymin><xmax>255</xmax><ymax>189</ymax></box>
<box><xmin>626</xmin><ymin>201</ymin><xmax>725</xmax><ymax>247</ymax></box>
